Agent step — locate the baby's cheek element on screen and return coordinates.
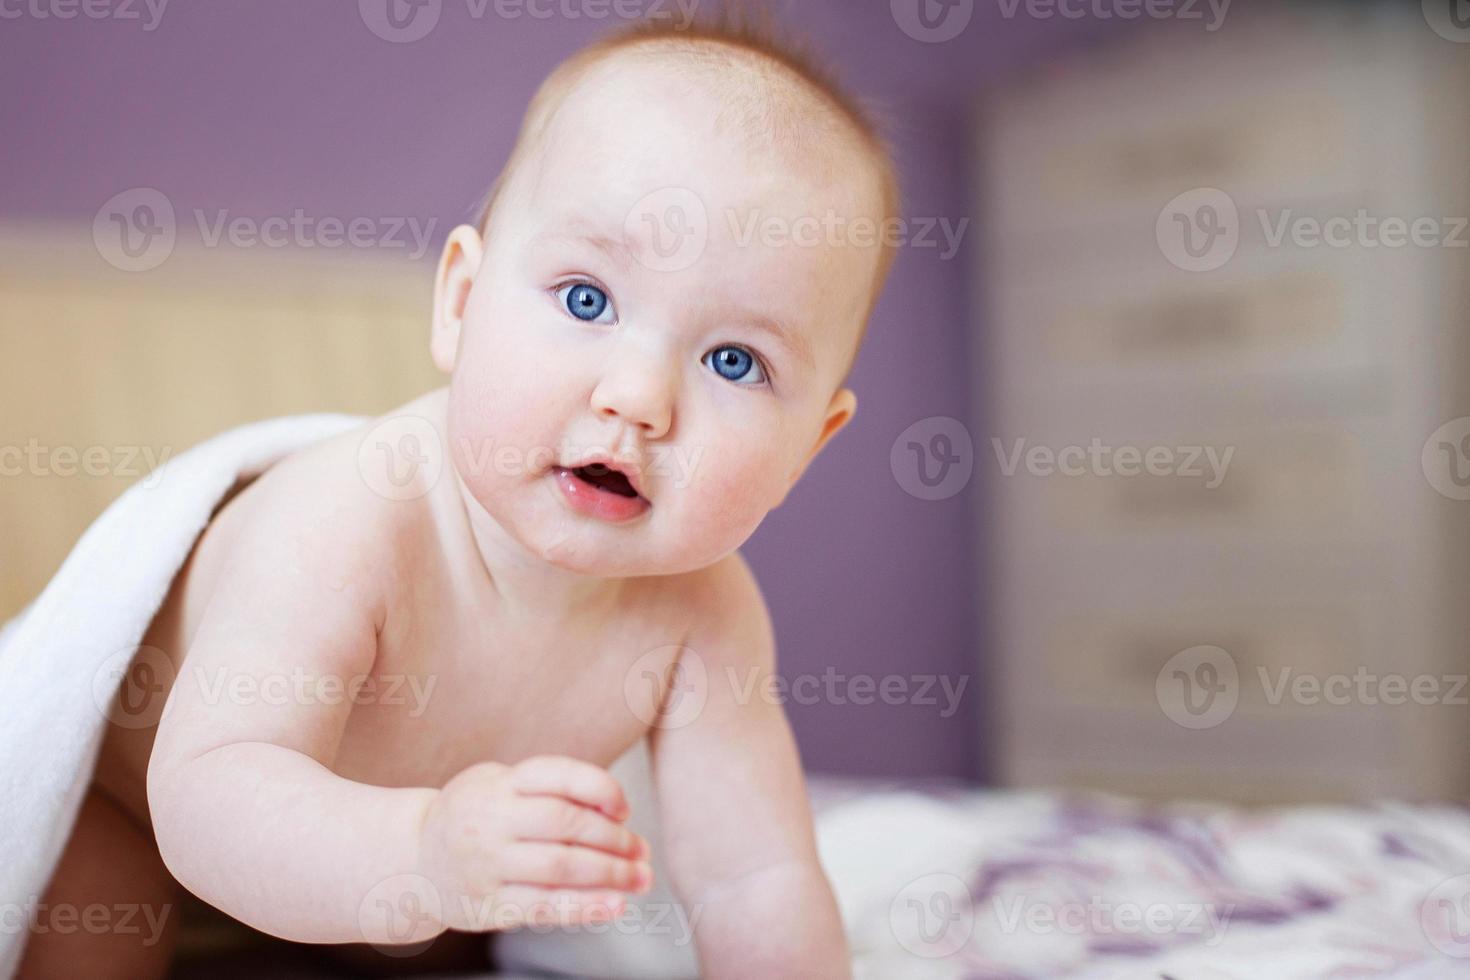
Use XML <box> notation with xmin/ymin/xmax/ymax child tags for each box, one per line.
<box><xmin>680</xmin><ymin>441</ymin><xmax>786</xmax><ymax>537</ymax></box>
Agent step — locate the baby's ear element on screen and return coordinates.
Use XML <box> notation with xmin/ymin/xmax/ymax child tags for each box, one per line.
<box><xmin>782</xmin><ymin>387</ymin><xmax>857</xmax><ymax>500</ymax></box>
<box><xmin>430</xmin><ymin>224</ymin><xmax>485</xmax><ymax>374</ymax></box>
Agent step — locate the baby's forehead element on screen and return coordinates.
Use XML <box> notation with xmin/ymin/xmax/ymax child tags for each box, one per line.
<box><xmin>526</xmin><ymin>45</ymin><xmax>881</xmax><ymax>221</ymax></box>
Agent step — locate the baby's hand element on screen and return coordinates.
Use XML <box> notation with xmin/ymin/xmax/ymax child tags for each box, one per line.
<box><xmin>416</xmin><ymin>755</ymin><xmax>653</xmax><ymax>932</ymax></box>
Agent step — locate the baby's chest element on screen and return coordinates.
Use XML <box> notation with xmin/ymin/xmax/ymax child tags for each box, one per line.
<box><xmin>327</xmin><ymin>618</ymin><xmax>682</xmax><ymax>789</ymax></box>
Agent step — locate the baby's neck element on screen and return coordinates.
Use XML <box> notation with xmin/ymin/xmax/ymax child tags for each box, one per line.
<box><xmin>450</xmin><ymin>469</ymin><xmax>626</xmax><ymax>623</ymax></box>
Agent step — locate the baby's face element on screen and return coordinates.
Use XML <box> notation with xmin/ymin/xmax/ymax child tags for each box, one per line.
<box><xmin>435</xmin><ymin>56</ymin><xmax>885</xmax><ymax>576</ymax></box>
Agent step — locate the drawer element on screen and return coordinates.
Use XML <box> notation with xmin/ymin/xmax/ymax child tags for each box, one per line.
<box><xmin>988</xmin><ymin>244</ymin><xmax>1395</xmax><ymax>392</ymax></box>
<box><xmin>985</xmin><ymin>417</ymin><xmax>1403</xmax><ymax>545</ymax></box>
<box><xmin>992</xmin><ymin>587</ymin><xmax>1470</xmax><ymax>801</ymax></box>
<box><xmin>982</xmin><ymin>10</ymin><xmax>1411</xmax><ymax>243</ymax></box>
<box><xmin>1033</xmin><ymin>604</ymin><xmax>1370</xmax><ymax>713</ymax></box>
<box><xmin>990</xmin><ymin>557</ymin><xmax>1411</xmax><ymax>723</ymax></box>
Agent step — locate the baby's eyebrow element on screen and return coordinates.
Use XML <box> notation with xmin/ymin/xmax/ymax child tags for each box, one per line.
<box><xmin>531</xmin><ymin>228</ymin><xmax>638</xmax><ymax>266</ymax></box>
<box><xmin>735</xmin><ymin>308</ymin><xmax>815</xmax><ymax>370</ymax></box>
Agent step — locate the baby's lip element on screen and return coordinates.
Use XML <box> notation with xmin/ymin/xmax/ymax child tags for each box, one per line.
<box><xmin>560</xmin><ymin>453</ymin><xmax>649</xmax><ymax>501</ymax></box>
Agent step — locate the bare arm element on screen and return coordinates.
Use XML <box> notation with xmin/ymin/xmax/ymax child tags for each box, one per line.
<box><xmin>148</xmin><ymin>459</ymin><xmax>649</xmax><ymax>944</ymax></box>
<box><xmin>649</xmin><ymin>555</ymin><xmax>850</xmax><ymax>979</ymax></box>
<box><xmin>145</xmin><ymin>466</ymin><xmax>446</xmax><ymax>943</ymax></box>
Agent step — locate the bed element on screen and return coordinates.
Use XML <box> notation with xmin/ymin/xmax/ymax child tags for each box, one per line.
<box><xmin>813</xmin><ymin>781</ymin><xmax>1470</xmax><ymax>978</ymax></box>
<box><xmin>161</xmin><ymin>778</ymin><xmax>1470</xmax><ymax>979</ymax></box>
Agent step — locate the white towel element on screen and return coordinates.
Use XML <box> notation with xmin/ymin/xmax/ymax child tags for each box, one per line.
<box><xmin>0</xmin><ymin>412</ymin><xmax>363</xmax><ymax>977</ymax></box>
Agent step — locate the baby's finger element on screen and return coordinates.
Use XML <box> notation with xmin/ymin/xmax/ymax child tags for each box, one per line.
<box><xmin>512</xmin><ymin>797</ymin><xmax>649</xmax><ymax>858</ymax></box>
<box><xmin>494</xmin><ymin>886</ymin><xmax>627</xmax><ymax>928</ymax></box>
<box><xmin>503</xmin><ymin>842</ymin><xmax>653</xmax><ymax>893</ymax></box>
<box><xmin>510</xmin><ymin>755</ymin><xmax>630</xmax><ymax>819</ymax></box>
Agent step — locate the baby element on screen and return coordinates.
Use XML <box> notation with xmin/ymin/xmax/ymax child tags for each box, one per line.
<box><xmin>22</xmin><ymin>10</ymin><xmax>899</xmax><ymax>979</ymax></box>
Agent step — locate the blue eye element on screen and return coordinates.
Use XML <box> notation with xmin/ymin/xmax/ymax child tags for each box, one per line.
<box><xmin>556</xmin><ymin>282</ymin><xmax>615</xmax><ymax>323</ymax></box>
<box><xmin>704</xmin><ymin>345</ymin><xmax>767</xmax><ymax>386</ymax></box>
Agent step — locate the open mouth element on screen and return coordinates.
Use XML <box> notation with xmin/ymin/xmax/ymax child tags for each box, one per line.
<box><xmin>571</xmin><ymin>462</ymin><xmax>640</xmax><ymax>499</ymax></box>
<box><xmin>552</xmin><ymin>460</ymin><xmax>650</xmax><ymax>523</ymax></box>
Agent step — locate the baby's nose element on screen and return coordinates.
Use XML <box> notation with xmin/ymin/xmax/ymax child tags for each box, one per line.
<box><xmin>589</xmin><ymin>350</ymin><xmax>675</xmax><ymax>438</ymax></box>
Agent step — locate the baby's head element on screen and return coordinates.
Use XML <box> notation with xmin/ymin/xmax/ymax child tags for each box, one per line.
<box><xmin>431</xmin><ymin>9</ymin><xmax>901</xmax><ymax>576</ymax></box>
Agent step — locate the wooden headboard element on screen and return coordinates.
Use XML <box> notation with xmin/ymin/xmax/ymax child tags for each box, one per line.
<box><xmin>0</xmin><ymin>225</ymin><xmax>443</xmax><ymax>619</ymax></box>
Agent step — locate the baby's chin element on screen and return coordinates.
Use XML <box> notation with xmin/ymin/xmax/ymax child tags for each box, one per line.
<box><xmin>517</xmin><ymin>510</ymin><xmax>751</xmax><ymax>580</ymax></box>
<box><xmin>529</xmin><ymin>521</ymin><xmax>727</xmax><ymax>579</ymax></box>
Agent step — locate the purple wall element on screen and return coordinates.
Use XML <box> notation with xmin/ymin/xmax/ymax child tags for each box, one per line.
<box><xmin>0</xmin><ymin>1</ymin><xmax>1101</xmax><ymax>779</ymax></box>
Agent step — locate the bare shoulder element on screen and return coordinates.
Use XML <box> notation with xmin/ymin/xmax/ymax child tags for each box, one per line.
<box><xmin>675</xmin><ymin>551</ymin><xmax>776</xmax><ymax>671</ymax></box>
<box><xmin>192</xmin><ymin>402</ymin><xmax>442</xmax><ymax>634</ymax></box>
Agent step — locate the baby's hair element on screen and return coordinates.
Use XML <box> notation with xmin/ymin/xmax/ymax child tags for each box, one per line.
<box><xmin>474</xmin><ymin>2</ymin><xmax>902</xmax><ymax>379</ymax></box>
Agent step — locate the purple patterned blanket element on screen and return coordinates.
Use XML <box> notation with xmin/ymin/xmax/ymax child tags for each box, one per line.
<box><xmin>810</xmin><ymin>784</ymin><xmax>1470</xmax><ymax>979</ymax></box>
